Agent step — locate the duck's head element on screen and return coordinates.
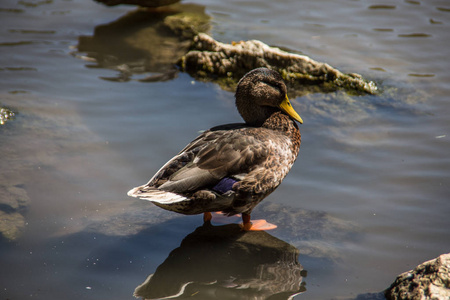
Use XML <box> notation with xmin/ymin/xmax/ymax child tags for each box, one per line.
<box><xmin>235</xmin><ymin>68</ymin><xmax>303</xmax><ymax>126</ymax></box>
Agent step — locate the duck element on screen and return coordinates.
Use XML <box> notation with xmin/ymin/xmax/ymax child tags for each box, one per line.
<box><xmin>128</xmin><ymin>68</ymin><xmax>303</xmax><ymax>230</ymax></box>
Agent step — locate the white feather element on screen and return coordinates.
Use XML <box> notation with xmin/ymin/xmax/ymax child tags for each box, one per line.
<box><xmin>127</xmin><ymin>186</ymin><xmax>188</xmax><ymax>204</ymax></box>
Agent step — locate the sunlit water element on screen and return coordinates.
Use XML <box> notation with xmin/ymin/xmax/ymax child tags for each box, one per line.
<box><xmin>1</xmin><ymin>0</ymin><xmax>449</xmax><ymax>299</ymax></box>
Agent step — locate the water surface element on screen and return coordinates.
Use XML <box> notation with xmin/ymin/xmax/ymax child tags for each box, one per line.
<box><xmin>1</xmin><ymin>0</ymin><xmax>449</xmax><ymax>299</ymax></box>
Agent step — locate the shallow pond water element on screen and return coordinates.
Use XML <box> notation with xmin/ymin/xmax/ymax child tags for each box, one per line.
<box><xmin>1</xmin><ymin>0</ymin><xmax>449</xmax><ymax>299</ymax></box>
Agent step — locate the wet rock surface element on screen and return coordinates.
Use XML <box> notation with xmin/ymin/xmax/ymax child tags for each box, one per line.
<box><xmin>384</xmin><ymin>253</ymin><xmax>450</xmax><ymax>300</ymax></box>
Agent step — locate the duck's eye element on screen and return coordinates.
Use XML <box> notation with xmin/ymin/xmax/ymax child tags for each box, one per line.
<box><xmin>255</xmin><ymin>81</ymin><xmax>283</xmax><ymax>99</ymax></box>
<box><xmin>261</xmin><ymin>80</ymin><xmax>281</xmax><ymax>91</ymax></box>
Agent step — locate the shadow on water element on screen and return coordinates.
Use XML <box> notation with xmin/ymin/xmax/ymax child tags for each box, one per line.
<box><xmin>134</xmin><ymin>223</ymin><xmax>307</xmax><ymax>300</ymax></box>
<box><xmin>75</xmin><ymin>3</ymin><xmax>210</xmax><ymax>82</ymax></box>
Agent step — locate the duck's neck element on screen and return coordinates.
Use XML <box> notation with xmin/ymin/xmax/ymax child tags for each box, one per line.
<box><xmin>261</xmin><ymin>110</ymin><xmax>295</xmax><ymax>128</ymax></box>
<box><xmin>262</xmin><ymin>111</ymin><xmax>301</xmax><ymax>145</ymax></box>
<box><xmin>240</xmin><ymin>106</ymin><xmax>278</xmax><ymax>127</ymax></box>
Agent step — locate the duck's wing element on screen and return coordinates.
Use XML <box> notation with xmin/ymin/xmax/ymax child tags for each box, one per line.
<box><xmin>130</xmin><ymin>125</ymin><xmax>270</xmax><ymax>197</ymax></box>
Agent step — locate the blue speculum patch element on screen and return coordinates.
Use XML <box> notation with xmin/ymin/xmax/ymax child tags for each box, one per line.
<box><xmin>212</xmin><ymin>177</ymin><xmax>238</xmax><ymax>194</ymax></box>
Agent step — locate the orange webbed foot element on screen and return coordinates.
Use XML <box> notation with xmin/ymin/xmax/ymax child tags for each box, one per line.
<box><xmin>240</xmin><ymin>213</ymin><xmax>277</xmax><ymax>231</ymax></box>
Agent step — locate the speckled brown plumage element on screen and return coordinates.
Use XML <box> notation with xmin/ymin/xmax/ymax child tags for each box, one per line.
<box><xmin>128</xmin><ymin>68</ymin><xmax>302</xmax><ymax>230</ymax></box>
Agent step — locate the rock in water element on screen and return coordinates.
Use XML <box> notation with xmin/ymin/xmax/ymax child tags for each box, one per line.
<box><xmin>181</xmin><ymin>33</ymin><xmax>378</xmax><ymax>95</ymax></box>
<box><xmin>385</xmin><ymin>253</ymin><xmax>450</xmax><ymax>300</ymax></box>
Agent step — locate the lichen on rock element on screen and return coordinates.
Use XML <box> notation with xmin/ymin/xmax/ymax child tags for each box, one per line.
<box><xmin>181</xmin><ymin>33</ymin><xmax>377</xmax><ymax>96</ymax></box>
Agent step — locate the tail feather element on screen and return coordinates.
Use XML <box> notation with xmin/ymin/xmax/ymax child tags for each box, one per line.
<box><xmin>127</xmin><ymin>186</ymin><xmax>188</xmax><ymax>204</ymax></box>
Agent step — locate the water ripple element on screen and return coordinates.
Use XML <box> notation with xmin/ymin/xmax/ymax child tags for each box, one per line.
<box><xmin>398</xmin><ymin>33</ymin><xmax>431</xmax><ymax>38</ymax></box>
<box><xmin>0</xmin><ymin>8</ymin><xmax>24</xmax><ymax>13</ymax></box>
<box><xmin>368</xmin><ymin>5</ymin><xmax>396</xmax><ymax>10</ymax></box>
<box><xmin>8</xmin><ymin>29</ymin><xmax>56</xmax><ymax>34</ymax></box>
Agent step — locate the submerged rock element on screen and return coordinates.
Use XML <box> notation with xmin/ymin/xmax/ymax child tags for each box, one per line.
<box><xmin>0</xmin><ymin>211</ymin><xmax>26</xmax><ymax>241</ymax></box>
<box><xmin>0</xmin><ymin>184</ymin><xmax>29</xmax><ymax>241</ymax></box>
<box><xmin>0</xmin><ymin>105</ymin><xmax>30</xmax><ymax>240</ymax></box>
<box><xmin>0</xmin><ymin>93</ymin><xmax>110</xmax><ymax>241</ymax></box>
<box><xmin>181</xmin><ymin>33</ymin><xmax>378</xmax><ymax>96</ymax></box>
<box><xmin>384</xmin><ymin>253</ymin><xmax>450</xmax><ymax>300</ymax></box>
<box><xmin>80</xmin><ymin>201</ymin><xmax>357</xmax><ymax>262</ymax></box>
<box><xmin>0</xmin><ymin>184</ymin><xmax>29</xmax><ymax>211</ymax></box>
<box><xmin>252</xmin><ymin>202</ymin><xmax>358</xmax><ymax>261</ymax></box>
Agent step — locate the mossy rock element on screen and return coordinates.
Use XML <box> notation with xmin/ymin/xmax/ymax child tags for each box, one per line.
<box><xmin>180</xmin><ymin>33</ymin><xmax>378</xmax><ymax>96</ymax></box>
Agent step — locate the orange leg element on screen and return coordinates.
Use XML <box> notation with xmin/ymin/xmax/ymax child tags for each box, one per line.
<box><xmin>241</xmin><ymin>213</ymin><xmax>253</xmax><ymax>231</ymax></box>
<box><xmin>203</xmin><ymin>212</ymin><xmax>212</xmax><ymax>223</ymax></box>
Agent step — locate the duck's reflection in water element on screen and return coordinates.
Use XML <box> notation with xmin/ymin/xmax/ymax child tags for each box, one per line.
<box><xmin>135</xmin><ymin>224</ymin><xmax>306</xmax><ymax>299</ymax></box>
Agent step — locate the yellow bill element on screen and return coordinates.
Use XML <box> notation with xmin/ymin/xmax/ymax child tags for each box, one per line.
<box><xmin>279</xmin><ymin>95</ymin><xmax>303</xmax><ymax>124</ymax></box>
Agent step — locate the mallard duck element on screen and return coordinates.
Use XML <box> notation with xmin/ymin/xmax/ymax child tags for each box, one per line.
<box><xmin>128</xmin><ymin>68</ymin><xmax>303</xmax><ymax>230</ymax></box>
